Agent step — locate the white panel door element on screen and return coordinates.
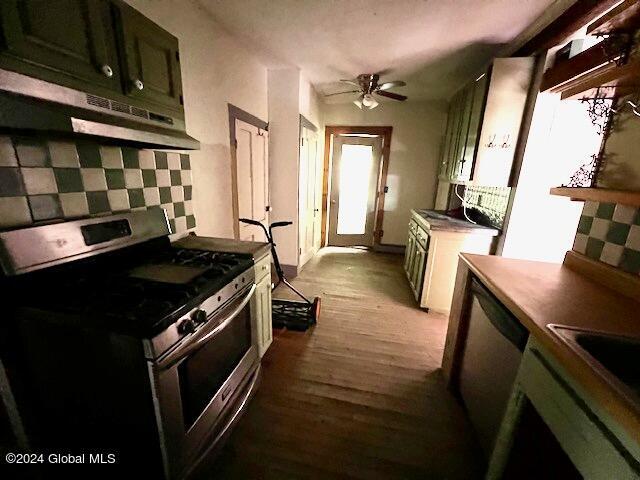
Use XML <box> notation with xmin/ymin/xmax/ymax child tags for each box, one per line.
<box><xmin>236</xmin><ymin>119</ymin><xmax>269</xmax><ymax>241</ymax></box>
<box><xmin>299</xmin><ymin>126</ymin><xmax>319</xmax><ymax>267</ymax></box>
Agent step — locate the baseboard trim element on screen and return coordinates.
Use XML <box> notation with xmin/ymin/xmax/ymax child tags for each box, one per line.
<box><xmin>373</xmin><ymin>243</ymin><xmax>405</xmax><ymax>254</ymax></box>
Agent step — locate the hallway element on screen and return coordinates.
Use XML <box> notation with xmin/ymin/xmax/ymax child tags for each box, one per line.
<box><xmin>207</xmin><ymin>248</ymin><xmax>483</xmax><ymax>479</ymax></box>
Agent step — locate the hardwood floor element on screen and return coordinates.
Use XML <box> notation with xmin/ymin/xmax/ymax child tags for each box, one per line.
<box><xmin>202</xmin><ymin>247</ymin><xmax>483</xmax><ymax>479</ymax></box>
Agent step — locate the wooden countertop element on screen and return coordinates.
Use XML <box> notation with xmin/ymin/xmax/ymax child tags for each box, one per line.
<box><xmin>460</xmin><ymin>253</ymin><xmax>640</xmax><ymax>443</ymax></box>
<box><xmin>172</xmin><ymin>235</ymin><xmax>271</xmax><ymax>259</ymax></box>
<box><xmin>412</xmin><ymin>209</ymin><xmax>499</xmax><ymax>236</ymax></box>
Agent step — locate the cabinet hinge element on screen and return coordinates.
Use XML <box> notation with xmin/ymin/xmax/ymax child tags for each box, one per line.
<box><xmin>301</xmin><ymin>138</ymin><xmax>305</xmax><ymax>146</ymax></box>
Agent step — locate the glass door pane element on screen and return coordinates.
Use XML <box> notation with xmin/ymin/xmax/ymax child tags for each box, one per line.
<box><xmin>337</xmin><ymin>144</ymin><xmax>373</xmax><ymax>235</ymax></box>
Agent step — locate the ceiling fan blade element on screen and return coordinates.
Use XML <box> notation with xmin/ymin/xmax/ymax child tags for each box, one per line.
<box><xmin>378</xmin><ymin>81</ymin><xmax>406</xmax><ymax>91</ymax></box>
<box><xmin>376</xmin><ymin>90</ymin><xmax>408</xmax><ymax>101</ymax></box>
<box><xmin>324</xmin><ymin>90</ymin><xmax>360</xmax><ymax>97</ymax></box>
<box><xmin>339</xmin><ymin>79</ymin><xmax>360</xmax><ymax>87</ymax></box>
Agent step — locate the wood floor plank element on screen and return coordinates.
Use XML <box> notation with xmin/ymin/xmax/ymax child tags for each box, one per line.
<box><xmin>198</xmin><ymin>247</ymin><xmax>483</xmax><ymax>479</ymax></box>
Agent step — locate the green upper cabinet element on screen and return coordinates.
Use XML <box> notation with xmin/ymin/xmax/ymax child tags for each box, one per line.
<box><xmin>114</xmin><ymin>1</ymin><xmax>183</xmax><ymax>113</ymax></box>
<box><xmin>0</xmin><ymin>0</ymin><xmax>120</xmax><ymax>91</ymax></box>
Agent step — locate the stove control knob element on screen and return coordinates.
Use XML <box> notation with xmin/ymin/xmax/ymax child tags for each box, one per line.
<box><xmin>191</xmin><ymin>309</ymin><xmax>207</xmax><ymax>324</ymax></box>
<box><xmin>178</xmin><ymin>318</ymin><xmax>195</xmax><ymax>334</ymax></box>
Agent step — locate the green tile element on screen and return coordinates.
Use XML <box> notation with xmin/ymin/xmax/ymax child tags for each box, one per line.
<box><xmin>595</xmin><ymin>202</ymin><xmax>615</xmax><ymax>219</ymax></box>
<box><xmin>53</xmin><ymin>168</ymin><xmax>83</xmax><ymax>193</ymax></box>
<box><xmin>585</xmin><ymin>237</ymin><xmax>604</xmax><ymax>260</ymax></box>
<box><xmin>29</xmin><ymin>194</ymin><xmax>62</xmax><ymax>221</ymax></box>
<box><xmin>128</xmin><ymin>188</ymin><xmax>145</xmax><ymax>208</ymax></box>
<box><xmin>620</xmin><ymin>248</ymin><xmax>640</xmax><ymax>275</ymax></box>
<box><xmin>577</xmin><ymin>215</ymin><xmax>593</xmax><ymax>235</ymax></box>
<box><xmin>154</xmin><ymin>151</ymin><xmax>168</xmax><ymax>169</ymax></box>
<box><xmin>170</xmin><ymin>170</ymin><xmax>181</xmax><ymax>186</ymax></box>
<box><xmin>105</xmin><ymin>169</ymin><xmax>125</xmax><ymax>190</ymax></box>
<box><xmin>184</xmin><ymin>185</ymin><xmax>192</xmax><ymax>201</ymax></box>
<box><xmin>122</xmin><ymin>148</ymin><xmax>139</xmax><ymax>168</ymax></box>
<box><xmin>0</xmin><ymin>167</ymin><xmax>25</xmax><ymax>196</ymax></box>
<box><xmin>86</xmin><ymin>191</ymin><xmax>109</xmax><ymax>214</ymax></box>
<box><xmin>169</xmin><ymin>218</ymin><xmax>176</xmax><ymax>233</ymax></box>
<box><xmin>14</xmin><ymin>138</ymin><xmax>50</xmax><ymax>167</ymax></box>
<box><xmin>159</xmin><ymin>187</ymin><xmax>172</xmax><ymax>204</ymax></box>
<box><xmin>606</xmin><ymin>221</ymin><xmax>631</xmax><ymax>246</ymax></box>
<box><xmin>180</xmin><ymin>154</ymin><xmax>190</xmax><ymax>170</ymax></box>
<box><xmin>142</xmin><ymin>169</ymin><xmax>157</xmax><ymax>187</ymax></box>
<box><xmin>186</xmin><ymin>215</ymin><xmax>196</xmax><ymax>229</ymax></box>
<box><xmin>174</xmin><ymin>201</ymin><xmax>185</xmax><ymax>217</ymax></box>
<box><xmin>76</xmin><ymin>142</ymin><xmax>102</xmax><ymax>168</ymax></box>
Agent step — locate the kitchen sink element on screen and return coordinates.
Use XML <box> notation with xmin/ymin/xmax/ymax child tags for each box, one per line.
<box><xmin>548</xmin><ymin>325</ymin><xmax>640</xmax><ymax>398</ymax></box>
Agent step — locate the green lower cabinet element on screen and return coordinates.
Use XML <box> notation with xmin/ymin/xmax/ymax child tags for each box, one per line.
<box><xmin>487</xmin><ymin>338</ymin><xmax>640</xmax><ymax>479</ymax></box>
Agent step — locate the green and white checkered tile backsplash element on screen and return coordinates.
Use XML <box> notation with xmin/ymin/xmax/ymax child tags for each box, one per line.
<box><xmin>573</xmin><ymin>201</ymin><xmax>640</xmax><ymax>275</ymax></box>
<box><xmin>0</xmin><ymin>136</ymin><xmax>195</xmax><ymax>234</ymax></box>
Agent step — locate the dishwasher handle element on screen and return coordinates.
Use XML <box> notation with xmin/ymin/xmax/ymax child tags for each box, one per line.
<box><xmin>471</xmin><ymin>279</ymin><xmax>528</xmax><ymax>352</ymax></box>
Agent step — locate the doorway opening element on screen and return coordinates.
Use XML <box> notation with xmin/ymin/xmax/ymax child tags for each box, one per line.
<box><xmin>322</xmin><ymin>126</ymin><xmax>392</xmax><ymax>248</ymax></box>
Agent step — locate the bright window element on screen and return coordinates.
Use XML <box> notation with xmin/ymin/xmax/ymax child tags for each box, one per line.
<box><xmin>337</xmin><ymin>144</ymin><xmax>373</xmax><ymax>235</ymax></box>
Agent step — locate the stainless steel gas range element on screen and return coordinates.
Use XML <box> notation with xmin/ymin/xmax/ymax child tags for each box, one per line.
<box><xmin>0</xmin><ymin>209</ymin><xmax>261</xmax><ymax>478</ymax></box>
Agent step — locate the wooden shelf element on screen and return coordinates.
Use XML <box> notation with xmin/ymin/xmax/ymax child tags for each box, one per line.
<box><xmin>541</xmin><ymin>37</ymin><xmax>626</xmax><ymax>93</ymax></box>
<box><xmin>560</xmin><ymin>58</ymin><xmax>640</xmax><ymax>100</ymax></box>
<box><xmin>550</xmin><ymin>187</ymin><xmax>640</xmax><ymax>206</ymax></box>
<box><xmin>588</xmin><ymin>0</ymin><xmax>640</xmax><ymax>35</ymax></box>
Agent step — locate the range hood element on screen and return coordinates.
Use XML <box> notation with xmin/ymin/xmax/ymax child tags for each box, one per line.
<box><xmin>0</xmin><ymin>68</ymin><xmax>200</xmax><ymax>150</ymax></box>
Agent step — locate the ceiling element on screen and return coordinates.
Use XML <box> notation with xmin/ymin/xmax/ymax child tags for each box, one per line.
<box><xmin>198</xmin><ymin>0</ymin><xmax>557</xmax><ymax>102</ymax></box>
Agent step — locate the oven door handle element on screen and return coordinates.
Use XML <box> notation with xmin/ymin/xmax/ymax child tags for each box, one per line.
<box><xmin>157</xmin><ymin>283</ymin><xmax>256</xmax><ymax>371</ymax></box>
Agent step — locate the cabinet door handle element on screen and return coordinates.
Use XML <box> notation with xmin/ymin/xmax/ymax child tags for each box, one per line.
<box><xmin>133</xmin><ymin>79</ymin><xmax>144</xmax><ymax>90</ymax></box>
<box><xmin>101</xmin><ymin>65</ymin><xmax>113</xmax><ymax>78</ymax></box>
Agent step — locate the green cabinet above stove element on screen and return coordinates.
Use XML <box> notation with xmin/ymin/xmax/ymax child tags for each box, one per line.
<box><xmin>0</xmin><ymin>0</ymin><xmax>184</xmax><ymax>122</ymax></box>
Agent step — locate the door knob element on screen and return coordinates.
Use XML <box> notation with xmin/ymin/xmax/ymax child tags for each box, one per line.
<box><xmin>101</xmin><ymin>65</ymin><xmax>113</xmax><ymax>78</ymax></box>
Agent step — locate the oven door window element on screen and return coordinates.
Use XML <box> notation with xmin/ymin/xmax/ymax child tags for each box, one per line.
<box><xmin>177</xmin><ymin>300</ymin><xmax>252</xmax><ymax>428</ymax></box>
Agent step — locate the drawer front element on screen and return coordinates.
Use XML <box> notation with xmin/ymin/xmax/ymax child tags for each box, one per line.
<box><xmin>254</xmin><ymin>253</ymin><xmax>272</xmax><ymax>282</ymax></box>
<box><xmin>415</xmin><ymin>227</ymin><xmax>429</xmax><ymax>249</ymax></box>
<box><xmin>519</xmin><ymin>343</ymin><xmax>640</xmax><ymax>479</ymax></box>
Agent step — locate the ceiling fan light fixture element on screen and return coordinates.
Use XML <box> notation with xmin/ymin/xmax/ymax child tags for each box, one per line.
<box><xmin>362</xmin><ymin>93</ymin><xmax>378</xmax><ymax>109</ymax></box>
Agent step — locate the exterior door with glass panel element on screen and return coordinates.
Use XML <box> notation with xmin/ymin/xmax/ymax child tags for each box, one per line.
<box><xmin>328</xmin><ymin>135</ymin><xmax>382</xmax><ymax>247</ymax></box>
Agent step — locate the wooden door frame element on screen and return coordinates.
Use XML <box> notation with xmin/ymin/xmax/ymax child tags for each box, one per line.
<box><xmin>321</xmin><ymin>126</ymin><xmax>393</xmax><ymax>248</ymax></box>
<box><xmin>228</xmin><ymin>103</ymin><xmax>268</xmax><ymax>239</ymax></box>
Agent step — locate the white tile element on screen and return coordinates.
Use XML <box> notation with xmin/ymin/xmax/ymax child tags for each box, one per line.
<box><xmin>167</xmin><ymin>153</ymin><xmax>181</xmax><ymax>170</ymax></box>
<box><xmin>124</xmin><ymin>169</ymin><xmax>143</xmax><ymax>189</ymax></box>
<box><xmin>0</xmin><ymin>137</ymin><xmax>17</xmax><ymax>167</ymax></box>
<box><xmin>139</xmin><ymin>150</ymin><xmax>155</xmax><ymax>169</ymax></box>
<box><xmin>59</xmin><ymin>192</ymin><xmax>89</xmax><ymax>218</ymax></box>
<box><xmin>22</xmin><ymin>168</ymin><xmax>57</xmax><ymax>195</ymax></box>
<box><xmin>600</xmin><ymin>243</ymin><xmax>624</xmax><ymax>266</ymax></box>
<box><xmin>181</xmin><ymin>170</ymin><xmax>192</xmax><ymax>186</ymax></box>
<box><xmin>143</xmin><ymin>187</ymin><xmax>160</xmax><ymax>206</ymax></box>
<box><xmin>80</xmin><ymin>168</ymin><xmax>107</xmax><ymax>191</ymax></box>
<box><xmin>589</xmin><ymin>217</ymin><xmax>610</xmax><ymax>241</ymax></box>
<box><xmin>582</xmin><ymin>201</ymin><xmax>598</xmax><ymax>217</ymax></box>
<box><xmin>161</xmin><ymin>203</ymin><xmax>175</xmax><ymax>219</ymax></box>
<box><xmin>626</xmin><ymin>225</ymin><xmax>640</xmax><ymax>251</ymax></box>
<box><xmin>184</xmin><ymin>200</ymin><xmax>193</xmax><ymax>215</ymax></box>
<box><xmin>174</xmin><ymin>216</ymin><xmax>187</xmax><ymax>232</ymax></box>
<box><xmin>131</xmin><ymin>206</ymin><xmax>147</xmax><ymax>212</ymax></box>
<box><xmin>573</xmin><ymin>233</ymin><xmax>588</xmax><ymax>254</ymax></box>
<box><xmin>100</xmin><ymin>146</ymin><xmax>123</xmax><ymax>169</ymax></box>
<box><xmin>171</xmin><ymin>186</ymin><xmax>184</xmax><ymax>202</ymax></box>
<box><xmin>613</xmin><ymin>204</ymin><xmax>637</xmax><ymax>224</ymax></box>
<box><xmin>156</xmin><ymin>169</ymin><xmax>170</xmax><ymax>187</ymax></box>
<box><xmin>0</xmin><ymin>196</ymin><xmax>32</xmax><ymax>227</ymax></box>
<box><xmin>49</xmin><ymin>141</ymin><xmax>79</xmax><ymax>167</ymax></box>
<box><xmin>107</xmin><ymin>189</ymin><xmax>130</xmax><ymax>212</ymax></box>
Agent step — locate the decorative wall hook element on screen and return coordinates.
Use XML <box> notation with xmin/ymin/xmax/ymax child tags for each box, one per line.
<box><xmin>485</xmin><ymin>134</ymin><xmax>496</xmax><ymax>148</ymax></box>
<box><xmin>500</xmin><ymin>134</ymin><xmax>511</xmax><ymax>149</ymax></box>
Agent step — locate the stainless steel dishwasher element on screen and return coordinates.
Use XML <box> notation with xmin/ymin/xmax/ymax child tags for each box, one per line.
<box><xmin>458</xmin><ymin>278</ymin><xmax>529</xmax><ymax>460</ymax></box>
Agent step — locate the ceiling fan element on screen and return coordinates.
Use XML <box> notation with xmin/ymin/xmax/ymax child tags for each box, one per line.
<box><xmin>325</xmin><ymin>73</ymin><xmax>407</xmax><ymax>109</ymax></box>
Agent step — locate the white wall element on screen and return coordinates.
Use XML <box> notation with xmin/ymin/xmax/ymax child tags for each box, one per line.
<box><xmin>268</xmin><ymin>69</ymin><xmax>301</xmax><ymax>266</ymax></box>
<box><xmin>124</xmin><ymin>0</ymin><xmax>268</xmax><ymax>238</ymax></box>
<box><xmin>323</xmin><ymin>101</ymin><xmax>447</xmax><ymax>245</ymax></box>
